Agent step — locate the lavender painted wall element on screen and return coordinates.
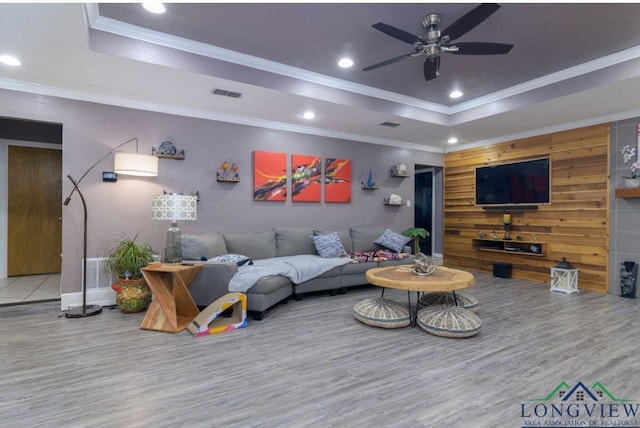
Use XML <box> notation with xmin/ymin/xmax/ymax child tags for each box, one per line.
<box><xmin>0</xmin><ymin>88</ymin><xmax>442</xmax><ymax>297</ymax></box>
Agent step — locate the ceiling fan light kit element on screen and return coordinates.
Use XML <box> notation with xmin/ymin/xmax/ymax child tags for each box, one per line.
<box><xmin>362</xmin><ymin>3</ymin><xmax>513</xmax><ymax>81</ymax></box>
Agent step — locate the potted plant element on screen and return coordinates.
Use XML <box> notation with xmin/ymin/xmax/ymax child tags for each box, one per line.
<box><xmin>103</xmin><ymin>233</ymin><xmax>157</xmax><ymax>313</ymax></box>
<box><xmin>620</xmin><ymin>144</ymin><xmax>640</xmax><ymax>188</ymax></box>
<box><xmin>402</xmin><ymin>227</ymin><xmax>430</xmax><ymax>254</ymax></box>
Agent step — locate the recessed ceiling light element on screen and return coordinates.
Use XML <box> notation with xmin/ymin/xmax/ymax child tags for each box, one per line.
<box><xmin>447</xmin><ymin>137</ymin><xmax>458</xmax><ymax>144</ymax></box>
<box><xmin>337</xmin><ymin>58</ymin><xmax>354</xmax><ymax>68</ymax></box>
<box><xmin>449</xmin><ymin>90</ymin><xmax>463</xmax><ymax>99</ymax></box>
<box><xmin>142</xmin><ymin>2</ymin><xmax>166</xmax><ymax>14</ymax></box>
<box><xmin>0</xmin><ymin>54</ymin><xmax>21</xmax><ymax>66</ymax></box>
<box><xmin>301</xmin><ymin>111</ymin><xmax>316</xmax><ymax>120</ymax></box>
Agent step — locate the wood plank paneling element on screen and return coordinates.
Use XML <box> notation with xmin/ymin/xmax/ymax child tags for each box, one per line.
<box><xmin>443</xmin><ymin>124</ymin><xmax>610</xmax><ymax>291</ymax></box>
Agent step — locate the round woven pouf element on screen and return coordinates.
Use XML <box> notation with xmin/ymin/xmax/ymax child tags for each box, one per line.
<box><xmin>419</xmin><ymin>291</ymin><xmax>479</xmax><ymax>312</ymax></box>
<box><xmin>417</xmin><ymin>305</ymin><xmax>482</xmax><ymax>338</ymax></box>
<box><xmin>353</xmin><ymin>298</ymin><xmax>410</xmax><ymax>329</ymax></box>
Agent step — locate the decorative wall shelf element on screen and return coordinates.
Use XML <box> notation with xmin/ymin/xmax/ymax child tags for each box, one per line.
<box><xmin>615</xmin><ymin>187</ymin><xmax>640</xmax><ymax>198</ymax></box>
<box><xmin>154</xmin><ymin>153</ymin><xmax>185</xmax><ymax>160</ymax></box>
<box><xmin>472</xmin><ymin>238</ymin><xmax>547</xmax><ymax>257</ymax></box>
<box><xmin>361</xmin><ymin>185</ymin><xmax>378</xmax><ymax>190</ymax></box>
<box><xmin>217</xmin><ymin>178</ymin><xmax>240</xmax><ymax>183</ymax></box>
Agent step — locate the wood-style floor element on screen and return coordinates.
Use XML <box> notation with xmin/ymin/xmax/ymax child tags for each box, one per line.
<box><xmin>1</xmin><ymin>270</ymin><xmax>638</xmax><ymax>428</ymax></box>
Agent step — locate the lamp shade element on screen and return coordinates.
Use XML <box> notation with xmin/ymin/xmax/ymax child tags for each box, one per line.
<box><xmin>114</xmin><ymin>152</ymin><xmax>158</xmax><ymax>177</ymax></box>
<box><xmin>151</xmin><ymin>194</ymin><xmax>198</xmax><ymax>221</ymax></box>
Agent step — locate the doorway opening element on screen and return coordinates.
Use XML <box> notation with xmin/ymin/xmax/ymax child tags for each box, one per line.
<box><xmin>414</xmin><ymin>166</ymin><xmax>434</xmax><ymax>256</ymax></box>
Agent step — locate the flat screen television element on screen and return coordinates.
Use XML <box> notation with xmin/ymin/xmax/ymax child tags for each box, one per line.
<box><xmin>475</xmin><ymin>158</ymin><xmax>550</xmax><ymax>206</ymax></box>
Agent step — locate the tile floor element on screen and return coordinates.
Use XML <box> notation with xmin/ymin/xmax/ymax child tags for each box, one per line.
<box><xmin>0</xmin><ymin>274</ymin><xmax>61</xmax><ymax>305</ymax></box>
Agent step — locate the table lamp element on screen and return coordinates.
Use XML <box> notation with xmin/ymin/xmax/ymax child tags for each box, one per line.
<box><xmin>151</xmin><ymin>193</ymin><xmax>198</xmax><ymax>263</ymax></box>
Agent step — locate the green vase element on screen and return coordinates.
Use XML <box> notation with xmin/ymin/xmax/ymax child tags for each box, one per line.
<box><xmin>114</xmin><ymin>279</ymin><xmax>152</xmax><ymax>313</ymax></box>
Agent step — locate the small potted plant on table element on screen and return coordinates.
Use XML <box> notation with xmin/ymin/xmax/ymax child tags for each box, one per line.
<box><xmin>104</xmin><ymin>233</ymin><xmax>157</xmax><ymax>313</ymax></box>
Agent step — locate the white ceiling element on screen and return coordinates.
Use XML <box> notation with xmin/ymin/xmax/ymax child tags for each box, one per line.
<box><xmin>1</xmin><ymin>3</ymin><xmax>640</xmax><ymax>153</ymax></box>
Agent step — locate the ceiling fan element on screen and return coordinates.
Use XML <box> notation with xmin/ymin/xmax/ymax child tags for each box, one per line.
<box><xmin>362</xmin><ymin>3</ymin><xmax>513</xmax><ymax>81</ymax></box>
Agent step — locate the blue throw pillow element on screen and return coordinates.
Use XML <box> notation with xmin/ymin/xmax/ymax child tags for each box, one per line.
<box><xmin>312</xmin><ymin>232</ymin><xmax>347</xmax><ymax>258</ymax></box>
<box><xmin>374</xmin><ymin>229</ymin><xmax>411</xmax><ymax>253</ymax></box>
<box><xmin>208</xmin><ymin>254</ymin><xmax>253</xmax><ymax>266</ymax></box>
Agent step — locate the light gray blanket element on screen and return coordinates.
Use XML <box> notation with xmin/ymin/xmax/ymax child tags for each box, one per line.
<box><xmin>228</xmin><ymin>255</ymin><xmax>352</xmax><ymax>293</ymax></box>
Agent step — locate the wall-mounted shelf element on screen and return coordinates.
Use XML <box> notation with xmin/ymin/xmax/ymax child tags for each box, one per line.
<box><xmin>154</xmin><ymin>153</ymin><xmax>185</xmax><ymax>160</ymax></box>
<box><xmin>217</xmin><ymin>178</ymin><xmax>240</xmax><ymax>183</ymax></box>
<box><xmin>615</xmin><ymin>187</ymin><xmax>640</xmax><ymax>198</ymax></box>
<box><xmin>472</xmin><ymin>238</ymin><xmax>547</xmax><ymax>257</ymax></box>
<box><xmin>361</xmin><ymin>185</ymin><xmax>378</xmax><ymax>190</ymax></box>
<box><xmin>389</xmin><ymin>172</ymin><xmax>410</xmax><ymax>178</ymax></box>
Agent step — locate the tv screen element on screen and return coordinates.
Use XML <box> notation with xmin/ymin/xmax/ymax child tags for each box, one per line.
<box><xmin>475</xmin><ymin>158</ymin><xmax>550</xmax><ymax>205</ymax></box>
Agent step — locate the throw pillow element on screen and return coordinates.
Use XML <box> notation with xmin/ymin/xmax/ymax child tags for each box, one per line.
<box><xmin>208</xmin><ymin>254</ymin><xmax>253</xmax><ymax>266</ymax></box>
<box><xmin>374</xmin><ymin>228</ymin><xmax>411</xmax><ymax>253</ymax></box>
<box><xmin>312</xmin><ymin>232</ymin><xmax>347</xmax><ymax>258</ymax></box>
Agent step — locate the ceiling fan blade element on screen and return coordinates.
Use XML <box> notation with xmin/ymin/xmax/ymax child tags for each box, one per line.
<box><xmin>362</xmin><ymin>53</ymin><xmax>414</xmax><ymax>72</ymax></box>
<box><xmin>450</xmin><ymin>42</ymin><xmax>513</xmax><ymax>55</ymax></box>
<box><xmin>442</xmin><ymin>3</ymin><xmax>501</xmax><ymax>42</ymax></box>
<box><xmin>423</xmin><ymin>56</ymin><xmax>440</xmax><ymax>81</ymax></box>
<box><xmin>371</xmin><ymin>22</ymin><xmax>425</xmax><ymax>45</ymax></box>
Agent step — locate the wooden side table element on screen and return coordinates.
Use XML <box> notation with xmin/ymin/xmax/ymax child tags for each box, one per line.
<box><xmin>140</xmin><ymin>263</ymin><xmax>203</xmax><ymax>333</ymax></box>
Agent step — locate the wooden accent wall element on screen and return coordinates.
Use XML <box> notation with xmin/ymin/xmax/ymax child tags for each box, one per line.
<box><xmin>443</xmin><ymin>124</ymin><xmax>610</xmax><ymax>292</ymax></box>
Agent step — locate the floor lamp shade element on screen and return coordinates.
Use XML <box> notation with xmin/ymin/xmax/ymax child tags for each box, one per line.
<box><xmin>114</xmin><ymin>152</ymin><xmax>158</xmax><ymax>177</ymax></box>
<box><xmin>152</xmin><ymin>194</ymin><xmax>198</xmax><ymax>263</ymax></box>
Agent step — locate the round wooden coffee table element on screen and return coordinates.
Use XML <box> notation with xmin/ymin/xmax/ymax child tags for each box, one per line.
<box><xmin>365</xmin><ymin>265</ymin><xmax>475</xmax><ymax>327</ymax></box>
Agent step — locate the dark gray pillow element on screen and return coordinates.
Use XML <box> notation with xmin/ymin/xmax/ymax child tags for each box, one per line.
<box><xmin>314</xmin><ymin>229</ymin><xmax>353</xmax><ymax>253</ymax></box>
<box><xmin>311</xmin><ymin>232</ymin><xmax>347</xmax><ymax>258</ymax></box>
<box><xmin>374</xmin><ymin>228</ymin><xmax>411</xmax><ymax>253</ymax></box>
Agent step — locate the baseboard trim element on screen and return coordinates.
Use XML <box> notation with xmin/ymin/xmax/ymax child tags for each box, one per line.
<box><xmin>60</xmin><ymin>289</ymin><xmax>116</xmax><ymax>311</ymax></box>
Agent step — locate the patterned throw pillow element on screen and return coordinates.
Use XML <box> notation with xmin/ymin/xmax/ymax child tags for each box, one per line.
<box><xmin>312</xmin><ymin>232</ymin><xmax>347</xmax><ymax>258</ymax></box>
<box><xmin>208</xmin><ymin>254</ymin><xmax>253</xmax><ymax>266</ymax></box>
<box><xmin>374</xmin><ymin>229</ymin><xmax>411</xmax><ymax>253</ymax></box>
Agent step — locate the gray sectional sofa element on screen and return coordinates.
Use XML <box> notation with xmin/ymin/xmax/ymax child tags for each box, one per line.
<box><xmin>182</xmin><ymin>226</ymin><xmax>413</xmax><ymax>320</ymax></box>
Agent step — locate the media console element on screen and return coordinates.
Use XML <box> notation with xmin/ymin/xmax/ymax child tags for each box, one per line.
<box><xmin>472</xmin><ymin>238</ymin><xmax>547</xmax><ymax>257</ymax></box>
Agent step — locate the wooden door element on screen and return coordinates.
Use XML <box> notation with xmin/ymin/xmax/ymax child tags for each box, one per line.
<box><xmin>7</xmin><ymin>146</ymin><xmax>62</xmax><ymax>276</ymax></box>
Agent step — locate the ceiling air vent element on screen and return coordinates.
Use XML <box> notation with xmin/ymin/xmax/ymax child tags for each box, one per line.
<box><xmin>211</xmin><ymin>88</ymin><xmax>242</xmax><ymax>98</ymax></box>
<box><xmin>379</xmin><ymin>121</ymin><xmax>400</xmax><ymax>127</ymax></box>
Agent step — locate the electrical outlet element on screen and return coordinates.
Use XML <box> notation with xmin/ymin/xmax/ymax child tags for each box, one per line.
<box><xmin>406</xmin><ymin>199</ymin><xmax>411</xmax><ymax>207</ymax></box>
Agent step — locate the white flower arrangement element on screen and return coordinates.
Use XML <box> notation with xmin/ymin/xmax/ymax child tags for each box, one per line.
<box><xmin>620</xmin><ymin>145</ymin><xmax>640</xmax><ymax>179</ymax></box>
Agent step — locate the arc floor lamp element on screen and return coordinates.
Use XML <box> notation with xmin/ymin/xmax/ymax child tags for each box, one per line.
<box><xmin>64</xmin><ymin>137</ymin><xmax>158</xmax><ymax>318</ymax></box>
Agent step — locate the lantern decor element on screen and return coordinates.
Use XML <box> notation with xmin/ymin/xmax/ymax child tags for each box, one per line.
<box><xmin>550</xmin><ymin>257</ymin><xmax>579</xmax><ymax>294</ymax></box>
<box><xmin>620</xmin><ymin>261</ymin><xmax>638</xmax><ymax>299</ymax></box>
<box><xmin>502</xmin><ymin>213</ymin><xmax>512</xmax><ymax>240</ymax></box>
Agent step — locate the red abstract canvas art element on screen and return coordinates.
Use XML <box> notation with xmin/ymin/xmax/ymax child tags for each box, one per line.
<box><xmin>291</xmin><ymin>154</ymin><xmax>321</xmax><ymax>202</ymax></box>
<box><xmin>253</xmin><ymin>151</ymin><xmax>287</xmax><ymax>201</ymax></box>
<box><xmin>324</xmin><ymin>158</ymin><xmax>351</xmax><ymax>203</ymax></box>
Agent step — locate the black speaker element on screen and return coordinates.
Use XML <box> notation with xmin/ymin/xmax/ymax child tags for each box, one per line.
<box><xmin>493</xmin><ymin>262</ymin><xmax>512</xmax><ymax>278</ymax></box>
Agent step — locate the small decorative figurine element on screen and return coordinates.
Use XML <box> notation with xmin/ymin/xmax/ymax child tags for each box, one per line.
<box><xmin>217</xmin><ymin>161</ymin><xmax>239</xmax><ymax>181</ymax></box>
<box><xmin>361</xmin><ymin>168</ymin><xmax>377</xmax><ymax>189</ymax></box>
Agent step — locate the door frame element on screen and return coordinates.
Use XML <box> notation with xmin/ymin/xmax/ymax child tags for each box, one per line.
<box><xmin>0</xmin><ymin>139</ymin><xmax>62</xmax><ymax>279</ymax></box>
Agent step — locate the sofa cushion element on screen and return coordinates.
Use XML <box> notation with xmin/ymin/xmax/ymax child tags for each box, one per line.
<box><xmin>350</xmin><ymin>227</ymin><xmax>386</xmax><ymax>252</ymax></box>
<box><xmin>375</xmin><ymin>228</ymin><xmax>412</xmax><ymax>253</ymax></box>
<box><xmin>312</xmin><ymin>232</ymin><xmax>347</xmax><ymax>258</ymax></box>
<box><xmin>314</xmin><ymin>229</ymin><xmax>353</xmax><ymax>253</ymax></box>
<box><xmin>275</xmin><ymin>227</ymin><xmax>316</xmax><ymax>257</ymax></box>
<box><xmin>250</xmin><ymin>275</ymin><xmax>292</xmax><ymax>295</ymax></box>
<box><xmin>341</xmin><ymin>261</ymin><xmax>377</xmax><ymax>275</ymax></box>
<box><xmin>224</xmin><ymin>229</ymin><xmax>276</xmax><ymax>260</ymax></box>
<box><xmin>182</xmin><ymin>232</ymin><xmax>228</xmax><ymax>260</ymax></box>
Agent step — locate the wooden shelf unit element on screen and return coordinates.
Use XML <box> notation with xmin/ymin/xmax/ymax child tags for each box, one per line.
<box><xmin>472</xmin><ymin>238</ymin><xmax>547</xmax><ymax>257</ymax></box>
<box><xmin>615</xmin><ymin>187</ymin><xmax>640</xmax><ymax>198</ymax></box>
